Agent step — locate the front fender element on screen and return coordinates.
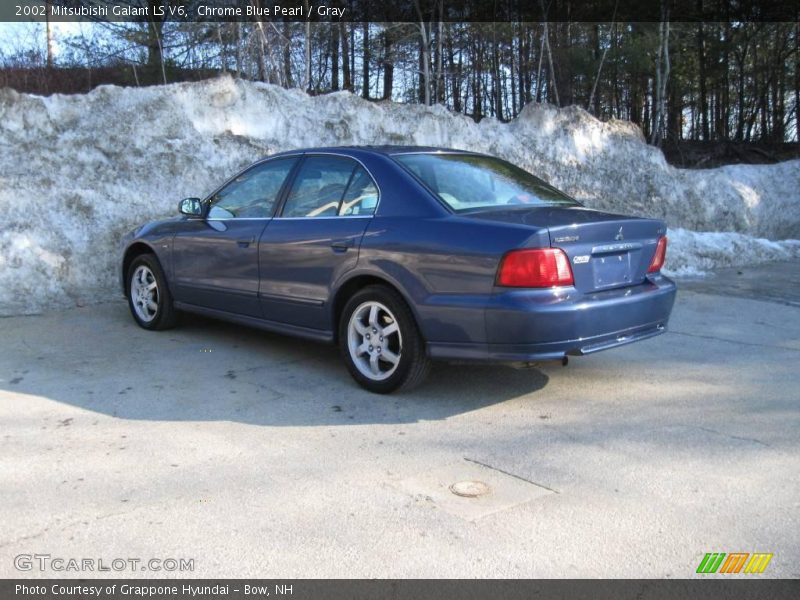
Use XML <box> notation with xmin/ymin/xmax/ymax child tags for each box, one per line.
<box><xmin>120</xmin><ymin>222</ymin><xmax>179</xmax><ymax>296</ymax></box>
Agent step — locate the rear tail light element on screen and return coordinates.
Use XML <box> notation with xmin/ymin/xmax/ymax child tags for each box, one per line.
<box><xmin>647</xmin><ymin>236</ymin><xmax>668</xmax><ymax>273</ymax></box>
<box><xmin>497</xmin><ymin>248</ymin><xmax>574</xmax><ymax>287</ymax></box>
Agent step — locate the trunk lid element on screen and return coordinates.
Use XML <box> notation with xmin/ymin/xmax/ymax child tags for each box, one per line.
<box><xmin>463</xmin><ymin>206</ymin><xmax>667</xmax><ymax>293</ymax></box>
<box><xmin>543</xmin><ymin>208</ymin><xmax>666</xmax><ymax>293</ymax></box>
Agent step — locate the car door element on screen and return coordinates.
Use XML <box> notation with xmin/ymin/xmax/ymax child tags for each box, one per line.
<box><xmin>258</xmin><ymin>154</ymin><xmax>379</xmax><ymax>331</ymax></box>
<box><xmin>171</xmin><ymin>156</ymin><xmax>299</xmax><ymax>317</ymax></box>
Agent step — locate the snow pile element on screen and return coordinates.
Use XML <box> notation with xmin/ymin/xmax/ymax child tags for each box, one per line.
<box><xmin>662</xmin><ymin>228</ymin><xmax>800</xmax><ymax>277</ymax></box>
<box><xmin>0</xmin><ymin>75</ymin><xmax>798</xmax><ymax>315</ymax></box>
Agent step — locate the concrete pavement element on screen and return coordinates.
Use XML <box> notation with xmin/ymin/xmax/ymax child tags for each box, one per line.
<box><xmin>1</xmin><ymin>278</ymin><xmax>798</xmax><ymax>578</ymax></box>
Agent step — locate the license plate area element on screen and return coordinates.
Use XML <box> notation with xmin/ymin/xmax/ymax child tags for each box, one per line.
<box><xmin>592</xmin><ymin>252</ymin><xmax>632</xmax><ymax>289</ymax></box>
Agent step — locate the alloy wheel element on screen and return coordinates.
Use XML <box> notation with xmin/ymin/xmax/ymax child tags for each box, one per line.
<box><xmin>131</xmin><ymin>265</ymin><xmax>159</xmax><ymax>323</ymax></box>
<box><xmin>347</xmin><ymin>301</ymin><xmax>403</xmax><ymax>381</ymax></box>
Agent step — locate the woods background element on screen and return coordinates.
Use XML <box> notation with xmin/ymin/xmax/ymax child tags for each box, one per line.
<box><xmin>2</xmin><ymin>1</ymin><xmax>799</xmax><ymax>166</ymax></box>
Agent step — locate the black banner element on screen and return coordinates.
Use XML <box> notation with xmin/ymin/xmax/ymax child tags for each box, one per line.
<box><xmin>2</xmin><ymin>0</ymin><xmax>799</xmax><ymax>23</ymax></box>
<box><xmin>2</xmin><ymin>580</ymin><xmax>800</xmax><ymax>600</ymax></box>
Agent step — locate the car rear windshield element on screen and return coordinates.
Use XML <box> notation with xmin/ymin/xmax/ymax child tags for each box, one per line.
<box><xmin>394</xmin><ymin>153</ymin><xmax>580</xmax><ymax>212</ymax></box>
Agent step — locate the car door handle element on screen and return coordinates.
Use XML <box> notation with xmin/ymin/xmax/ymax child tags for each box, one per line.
<box><xmin>331</xmin><ymin>238</ymin><xmax>355</xmax><ymax>252</ymax></box>
<box><xmin>237</xmin><ymin>237</ymin><xmax>255</xmax><ymax>248</ymax></box>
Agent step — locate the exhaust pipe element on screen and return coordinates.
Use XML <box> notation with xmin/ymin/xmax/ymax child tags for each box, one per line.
<box><xmin>510</xmin><ymin>356</ymin><xmax>569</xmax><ymax>369</ymax></box>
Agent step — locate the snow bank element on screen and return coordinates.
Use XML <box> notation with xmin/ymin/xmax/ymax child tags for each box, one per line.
<box><xmin>662</xmin><ymin>228</ymin><xmax>800</xmax><ymax>277</ymax></box>
<box><xmin>0</xmin><ymin>76</ymin><xmax>798</xmax><ymax>315</ymax></box>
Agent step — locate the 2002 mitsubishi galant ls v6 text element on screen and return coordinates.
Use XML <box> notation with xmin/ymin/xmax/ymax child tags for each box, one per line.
<box><xmin>121</xmin><ymin>147</ymin><xmax>676</xmax><ymax>393</ymax></box>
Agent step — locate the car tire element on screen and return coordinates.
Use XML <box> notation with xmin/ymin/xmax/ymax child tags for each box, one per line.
<box><xmin>127</xmin><ymin>254</ymin><xmax>177</xmax><ymax>331</ymax></box>
<box><xmin>339</xmin><ymin>285</ymin><xmax>431</xmax><ymax>394</ymax></box>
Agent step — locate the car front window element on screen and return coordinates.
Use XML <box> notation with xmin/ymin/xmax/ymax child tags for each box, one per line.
<box><xmin>394</xmin><ymin>153</ymin><xmax>579</xmax><ymax>212</ymax></box>
<box><xmin>207</xmin><ymin>157</ymin><xmax>297</xmax><ymax>219</ymax></box>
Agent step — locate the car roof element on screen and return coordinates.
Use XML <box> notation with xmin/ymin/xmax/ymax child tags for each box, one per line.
<box><xmin>268</xmin><ymin>145</ymin><xmax>483</xmax><ymax>158</ymax></box>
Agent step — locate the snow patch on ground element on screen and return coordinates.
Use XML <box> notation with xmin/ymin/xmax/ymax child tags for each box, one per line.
<box><xmin>0</xmin><ymin>76</ymin><xmax>798</xmax><ymax>315</ymax></box>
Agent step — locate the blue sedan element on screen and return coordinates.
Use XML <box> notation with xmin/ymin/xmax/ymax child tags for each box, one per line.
<box><xmin>121</xmin><ymin>147</ymin><xmax>676</xmax><ymax>393</ymax></box>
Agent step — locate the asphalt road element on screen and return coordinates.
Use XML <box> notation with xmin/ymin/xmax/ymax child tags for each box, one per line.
<box><xmin>1</xmin><ymin>270</ymin><xmax>798</xmax><ymax>578</ymax></box>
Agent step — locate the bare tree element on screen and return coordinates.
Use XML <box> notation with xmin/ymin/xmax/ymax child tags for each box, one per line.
<box><xmin>651</xmin><ymin>2</ymin><xmax>671</xmax><ymax>145</ymax></box>
<box><xmin>415</xmin><ymin>0</ymin><xmax>432</xmax><ymax>106</ymax></box>
<box><xmin>340</xmin><ymin>21</ymin><xmax>351</xmax><ymax>91</ymax></box>
<box><xmin>303</xmin><ymin>0</ymin><xmax>311</xmax><ymax>90</ymax></box>
<box><xmin>540</xmin><ymin>1</ymin><xmax>559</xmax><ymax>106</ymax></box>
<box><xmin>362</xmin><ymin>22</ymin><xmax>370</xmax><ymax>99</ymax></box>
<box><xmin>44</xmin><ymin>0</ymin><xmax>53</xmax><ymax>69</ymax></box>
<box><xmin>588</xmin><ymin>2</ymin><xmax>618</xmax><ymax>112</ymax></box>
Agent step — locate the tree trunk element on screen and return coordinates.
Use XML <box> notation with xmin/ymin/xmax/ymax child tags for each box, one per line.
<box><xmin>795</xmin><ymin>21</ymin><xmax>800</xmax><ymax>141</ymax></box>
<box><xmin>283</xmin><ymin>22</ymin><xmax>293</xmax><ymax>88</ymax></box>
<box><xmin>588</xmin><ymin>22</ymin><xmax>613</xmax><ymax>115</ymax></box>
<box><xmin>543</xmin><ymin>21</ymin><xmax>559</xmax><ymax>106</ymax></box>
<box><xmin>722</xmin><ymin>22</ymin><xmax>731</xmax><ymax>139</ymax></box>
<box><xmin>45</xmin><ymin>0</ymin><xmax>53</xmax><ymax>70</ymax></box>
<box><xmin>611</xmin><ymin>22</ymin><xmax>620</xmax><ymax>118</ymax></box>
<box><xmin>415</xmin><ymin>1</ymin><xmax>432</xmax><ymax>106</ymax></box>
<box><xmin>418</xmin><ymin>27</ymin><xmax>431</xmax><ymax>105</ymax></box>
<box><xmin>510</xmin><ymin>25</ymin><xmax>518</xmax><ymax>115</ymax></box>
<box><xmin>560</xmin><ymin>20</ymin><xmax>573</xmax><ymax>106</ymax></box>
<box><xmin>535</xmin><ymin>24</ymin><xmax>545</xmax><ymax>103</ymax></box>
<box><xmin>340</xmin><ymin>22</ymin><xmax>351</xmax><ymax>91</ymax></box>
<box><xmin>362</xmin><ymin>22</ymin><xmax>370</xmax><ymax>99</ymax></box>
<box><xmin>492</xmin><ymin>23</ymin><xmax>503</xmax><ymax>120</ymax></box>
<box><xmin>473</xmin><ymin>33</ymin><xmax>483</xmax><ymax>121</ymax></box>
<box><xmin>382</xmin><ymin>28</ymin><xmax>394</xmax><ymax>100</ymax></box>
<box><xmin>447</xmin><ymin>26</ymin><xmax>462</xmax><ymax>112</ymax></box>
<box><xmin>217</xmin><ymin>25</ymin><xmax>226</xmax><ymax>74</ymax></box>
<box><xmin>651</xmin><ymin>10</ymin><xmax>670</xmax><ymax>145</ymax></box>
<box><xmin>147</xmin><ymin>0</ymin><xmax>166</xmax><ymax>84</ymax></box>
<box><xmin>331</xmin><ymin>23</ymin><xmax>339</xmax><ymax>91</ymax></box>
<box><xmin>303</xmin><ymin>1</ymin><xmax>311</xmax><ymax>91</ymax></box>
<box><xmin>435</xmin><ymin>7</ymin><xmax>444</xmax><ymax>103</ymax></box>
<box><xmin>735</xmin><ymin>43</ymin><xmax>748</xmax><ymax>141</ymax></box>
<box><xmin>666</xmin><ymin>76</ymin><xmax>681</xmax><ymax>142</ymax></box>
<box><xmin>697</xmin><ymin>17</ymin><xmax>709</xmax><ymax>140</ymax></box>
<box><xmin>517</xmin><ymin>23</ymin><xmax>526</xmax><ymax>108</ymax></box>
<box><xmin>256</xmin><ymin>21</ymin><xmax>267</xmax><ymax>82</ymax></box>
<box><xmin>350</xmin><ymin>26</ymin><xmax>356</xmax><ymax>92</ymax></box>
<box><xmin>235</xmin><ymin>22</ymin><xmax>243</xmax><ymax>78</ymax></box>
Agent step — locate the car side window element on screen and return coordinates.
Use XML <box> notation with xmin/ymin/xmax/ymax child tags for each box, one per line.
<box><xmin>281</xmin><ymin>156</ymin><xmax>378</xmax><ymax>218</ymax></box>
<box><xmin>339</xmin><ymin>166</ymin><xmax>379</xmax><ymax>216</ymax></box>
<box><xmin>207</xmin><ymin>158</ymin><xmax>297</xmax><ymax>219</ymax></box>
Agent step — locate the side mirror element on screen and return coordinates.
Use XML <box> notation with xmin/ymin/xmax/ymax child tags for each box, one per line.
<box><xmin>179</xmin><ymin>197</ymin><xmax>204</xmax><ymax>217</ymax></box>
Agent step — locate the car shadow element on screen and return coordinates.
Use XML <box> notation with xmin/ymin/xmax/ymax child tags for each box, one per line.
<box><xmin>0</xmin><ymin>302</ymin><xmax>550</xmax><ymax>427</ymax></box>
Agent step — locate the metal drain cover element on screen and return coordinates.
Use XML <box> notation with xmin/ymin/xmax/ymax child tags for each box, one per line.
<box><xmin>395</xmin><ymin>460</ymin><xmax>554</xmax><ymax>521</ymax></box>
<box><xmin>449</xmin><ymin>480</ymin><xmax>491</xmax><ymax>498</ymax></box>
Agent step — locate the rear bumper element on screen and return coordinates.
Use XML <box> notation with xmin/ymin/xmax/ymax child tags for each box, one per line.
<box><xmin>427</xmin><ymin>274</ymin><xmax>676</xmax><ymax>362</ymax></box>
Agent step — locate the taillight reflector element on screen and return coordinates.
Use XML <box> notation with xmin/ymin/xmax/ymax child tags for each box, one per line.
<box><xmin>497</xmin><ymin>248</ymin><xmax>574</xmax><ymax>288</ymax></box>
<box><xmin>648</xmin><ymin>236</ymin><xmax>668</xmax><ymax>273</ymax></box>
